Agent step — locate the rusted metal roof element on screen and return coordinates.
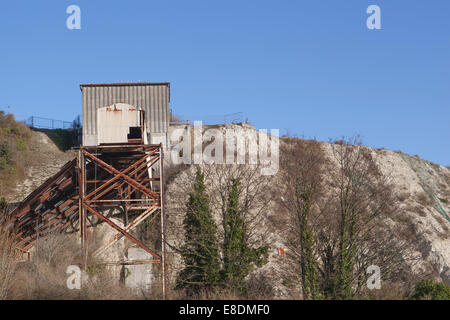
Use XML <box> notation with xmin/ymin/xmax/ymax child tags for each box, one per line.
<box><xmin>80</xmin><ymin>82</ymin><xmax>170</xmax><ymax>103</ymax></box>
<box><xmin>80</xmin><ymin>82</ymin><xmax>170</xmax><ymax>88</ymax></box>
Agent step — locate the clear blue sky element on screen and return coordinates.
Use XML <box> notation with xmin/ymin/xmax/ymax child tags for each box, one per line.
<box><xmin>0</xmin><ymin>1</ymin><xmax>449</xmax><ymax>165</ymax></box>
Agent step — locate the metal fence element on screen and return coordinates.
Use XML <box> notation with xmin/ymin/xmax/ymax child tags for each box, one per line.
<box><xmin>170</xmin><ymin>112</ymin><xmax>244</xmax><ymax>125</ymax></box>
<box><xmin>24</xmin><ymin>116</ymin><xmax>73</xmax><ymax>129</ymax></box>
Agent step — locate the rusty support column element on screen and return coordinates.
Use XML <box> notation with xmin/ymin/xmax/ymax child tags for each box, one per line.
<box><xmin>77</xmin><ymin>151</ymin><xmax>82</xmax><ymax>250</ymax></box>
<box><xmin>78</xmin><ymin>150</ymin><xmax>87</xmax><ymax>263</ymax></box>
<box><xmin>159</xmin><ymin>144</ymin><xmax>167</xmax><ymax>299</ymax></box>
<box><xmin>119</xmin><ymin>186</ymin><xmax>129</xmax><ymax>226</ymax></box>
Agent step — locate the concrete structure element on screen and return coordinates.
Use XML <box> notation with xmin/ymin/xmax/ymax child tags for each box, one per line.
<box><xmin>124</xmin><ymin>247</ymin><xmax>155</xmax><ymax>291</ymax></box>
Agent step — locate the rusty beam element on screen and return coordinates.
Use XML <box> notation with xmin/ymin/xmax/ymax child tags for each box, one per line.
<box><xmin>93</xmin><ymin>205</ymin><xmax>159</xmax><ymax>257</ymax></box>
<box><xmin>82</xmin><ymin>149</ymin><xmax>159</xmax><ymax>200</ymax></box>
<box><xmin>83</xmin><ymin>201</ymin><xmax>161</xmax><ymax>260</ymax></box>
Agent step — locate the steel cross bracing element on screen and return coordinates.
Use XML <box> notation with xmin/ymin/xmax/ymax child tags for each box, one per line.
<box><xmin>6</xmin><ymin>143</ymin><xmax>167</xmax><ymax>297</ymax></box>
<box><xmin>78</xmin><ymin>144</ymin><xmax>162</xmax><ymax>260</ymax></box>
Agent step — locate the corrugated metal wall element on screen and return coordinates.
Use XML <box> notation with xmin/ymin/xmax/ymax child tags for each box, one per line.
<box><xmin>81</xmin><ymin>83</ymin><xmax>170</xmax><ymax>146</ymax></box>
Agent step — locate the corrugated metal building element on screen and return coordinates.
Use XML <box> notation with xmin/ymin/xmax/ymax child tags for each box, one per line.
<box><xmin>80</xmin><ymin>82</ymin><xmax>170</xmax><ymax>146</ymax></box>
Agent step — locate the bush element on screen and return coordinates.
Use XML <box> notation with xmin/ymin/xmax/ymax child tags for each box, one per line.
<box><xmin>411</xmin><ymin>279</ymin><xmax>450</xmax><ymax>300</ymax></box>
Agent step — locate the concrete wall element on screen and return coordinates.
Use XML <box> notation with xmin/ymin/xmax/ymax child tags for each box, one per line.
<box><xmin>124</xmin><ymin>247</ymin><xmax>155</xmax><ymax>291</ymax></box>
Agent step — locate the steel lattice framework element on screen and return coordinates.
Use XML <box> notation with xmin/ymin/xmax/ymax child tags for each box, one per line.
<box><xmin>7</xmin><ymin>142</ymin><xmax>167</xmax><ymax>297</ymax></box>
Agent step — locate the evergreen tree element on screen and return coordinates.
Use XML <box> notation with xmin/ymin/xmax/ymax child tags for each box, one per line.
<box><xmin>221</xmin><ymin>178</ymin><xmax>268</xmax><ymax>294</ymax></box>
<box><xmin>176</xmin><ymin>168</ymin><xmax>221</xmax><ymax>294</ymax></box>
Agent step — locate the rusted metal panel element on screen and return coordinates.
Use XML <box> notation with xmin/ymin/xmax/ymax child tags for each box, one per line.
<box><xmin>80</xmin><ymin>83</ymin><xmax>170</xmax><ymax>146</ymax></box>
<box><xmin>97</xmin><ymin>103</ymin><xmax>142</xmax><ymax>144</ymax></box>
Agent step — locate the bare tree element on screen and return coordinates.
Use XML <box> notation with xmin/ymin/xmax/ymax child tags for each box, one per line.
<box><xmin>276</xmin><ymin>137</ymin><xmax>327</xmax><ymax>299</ymax></box>
<box><xmin>34</xmin><ymin>233</ymin><xmax>77</xmax><ymax>267</ymax></box>
<box><xmin>278</xmin><ymin>136</ymin><xmax>418</xmax><ymax>299</ymax></box>
<box><xmin>326</xmin><ymin>137</ymin><xmax>418</xmax><ymax>298</ymax></box>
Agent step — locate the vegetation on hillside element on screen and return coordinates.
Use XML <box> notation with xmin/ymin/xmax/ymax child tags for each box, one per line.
<box><xmin>0</xmin><ymin>112</ymin><xmax>80</xmax><ymax>202</ymax></box>
<box><xmin>0</xmin><ymin>111</ymin><xmax>32</xmax><ymax>200</ymax></box>
<box><xmin>278</xmin><ymin>137</ymin><xmax>420</xmax><ymax>299</ymax></box>
<box><xmin>176</xmin><ymin>167</ymin><xmax>269</xmax><ymax>298</ymax></box>
<box><xmin>0</xmin><ymin>215</ymin><xmax>16</xmax><ymax>300</ymax></box>
<box><xmin>176</xmin><ymin>168</ymin><xmax>221</xmax><ymax>294</ymax></box>
<box><xmin>221</xmin><ymin>178</ymin><xmax>268</xmax><ymax>294</ymax></box>
<box><xmin>1</xmin><ymin>112</ymin><xmax>448</xmax><ymax>300</ymax></box>
<box><xmin>411</xmin><ymin>279</ymin><xmax>450</xmax><ymax>300</ymax></box>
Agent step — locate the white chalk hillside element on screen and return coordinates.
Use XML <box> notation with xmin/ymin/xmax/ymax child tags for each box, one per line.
<box><xmin>164</xmin><ymin>124</ymin><xmax>450</xmax><ymax>297</ymax></box>
<box><xmin>8</xmin><ymin>126</ymin><xmax>450</xmax><ymax>296</ymax></box>
<box><xmin>320</xmin><ymin>144</ymin><xmax>450</xmax><ymax>282</ymax></box>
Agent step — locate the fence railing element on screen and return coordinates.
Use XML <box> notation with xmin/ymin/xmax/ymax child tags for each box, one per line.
<box><xmin>24</xmin><ymin>116</ymin><xmax>73</xmax><ymax>130</ymax></box>
<box><xmin>170</xmin><ymin>112</ymin><xmax>244</xmax><ymax>125</ymax></box>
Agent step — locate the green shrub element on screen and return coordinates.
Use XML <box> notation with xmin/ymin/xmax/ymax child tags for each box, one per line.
<box><xmin>16</xmin><ymin>139</ymin><xmax>26</xmax><ymax>151</ymax></box>
<box><xmin>411</xmin><ymin>279</ymin><xmax>450</xmax><ymax>300</ymax></box>
<box><xmin>0</xmin><ymin>158</ymin><xmax>7</xmax><ymax>170</ymax></box>
<box><xmin>0</xmin><ymin>197</ymin><xmax>6</xmax><ymax>211</ymax></box>
<box><xmin>86</xmin><ymin>264</ymin><xmax>105</xmax><ymax>276</ymax></box>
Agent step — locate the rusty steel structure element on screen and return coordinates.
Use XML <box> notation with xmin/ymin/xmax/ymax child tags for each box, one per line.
<box><xmin>80</xmin><ymin>82</ymin><xmax>170</xmax><ymax>147</ymax></box>
<box><xmin>7</xmin><ymin>138</ymin><xmax>167</xmax><ymax>297</ymax></box>
<box><xmin>5</xmin><ymin>82</ymin><xmax>170</xmax><ymax>297</ymax></box>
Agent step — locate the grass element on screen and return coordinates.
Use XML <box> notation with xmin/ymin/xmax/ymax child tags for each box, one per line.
<box><xmin>7</xmin><ymin>232</ymin><xmax>149</xmax><ymax>300</ymax></box>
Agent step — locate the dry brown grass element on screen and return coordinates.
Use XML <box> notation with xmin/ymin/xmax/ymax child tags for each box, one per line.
<box><xmin>360</xmin><ymin>282</ymin><xmax>410</xmax><ymax>300</ymax></box>
<box><xmin>397</xmin><ymin>191</ymin><xmax>411</xmax><ymax>202</ymax></box>
<box><xmin>7</xmin><ymin>232</ymin><xmax>146</xmax><ymax>300</ymax></box>
<box><xmin>166</xmin><ymin>283</ymin><xmax>273</xmax><ymax>300</ymax></box>
<box><xmin>417</xmin><ymin>192</ymin><xmax>433</xmax><ymax>207</ymax></box>
<box><xmin>0</xmin><ymin>217</ymin><xmax>17</xmax><ymax>299</ymax></box>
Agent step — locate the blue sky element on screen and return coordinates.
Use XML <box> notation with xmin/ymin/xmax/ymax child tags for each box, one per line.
<box><xmin>0</xmin><ymin>1</ymin><xmax>449</xmax><ymax>165</ymax></box>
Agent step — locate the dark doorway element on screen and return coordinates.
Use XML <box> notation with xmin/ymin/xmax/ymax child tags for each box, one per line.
<box><xmin>127</xmin><ymin>127</ymin><xmax>142</xmax><ymax>140</ymax></box>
